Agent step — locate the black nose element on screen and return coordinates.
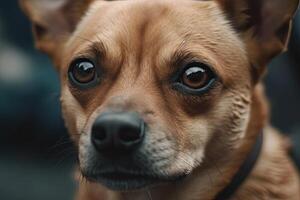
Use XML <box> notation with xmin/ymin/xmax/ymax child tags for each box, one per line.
<box><xmin>91</xmin><ymin>112</ymin><xmax>145</xmax><ymax>154</ymax></box>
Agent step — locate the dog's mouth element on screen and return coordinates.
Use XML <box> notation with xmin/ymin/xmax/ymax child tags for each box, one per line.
<box><xmin>83</xmin><ymin>170</ymin><xmax>186</xmax><ymax>191</ymax></box>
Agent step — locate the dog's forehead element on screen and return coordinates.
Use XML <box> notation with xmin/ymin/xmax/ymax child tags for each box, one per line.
<box><xmin>70</xmin><ymin>0</ymin><xmax>226</xmax><ymax>46</ymax></box>
<box><xmin>64</xmin><ymin>0</ymin><xmax>249</xmax><ymax>85</ymax></box>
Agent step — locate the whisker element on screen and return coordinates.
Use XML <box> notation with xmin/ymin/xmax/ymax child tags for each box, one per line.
<box><xmin>147</xmin><ymin>189</ymin><xmax>153</xmax><ymax>200</ymax></box>
<box><xmin>48</xmin><ymin>136</ymin><xmax>73</xmax><ymax>151</ymax></box>
<box><xmin>53</xmin><ymin>147</ymin><xmax>77</xmax><ymax>167</ymax></box>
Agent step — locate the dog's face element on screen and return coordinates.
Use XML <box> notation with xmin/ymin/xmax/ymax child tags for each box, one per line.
<box><xmin>21</xmin><ymin>0</ymin><xmax>299</xmax><ymax>191</ymax></box>
<box><xmin>63</xmin><ymin>1</ymin><xmax>252</xmax><ymax>190</ymax></box>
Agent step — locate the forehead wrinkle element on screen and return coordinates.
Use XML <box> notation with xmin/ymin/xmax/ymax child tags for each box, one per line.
<box><xmin>104</xmin><ymin>1</ymin><xmax>174</xmax><ymax>82</ymax></box>
<box><xmin>132</xmin><ymin>3</ymin><xmax>175</xmax><ymax>77</ymax></box>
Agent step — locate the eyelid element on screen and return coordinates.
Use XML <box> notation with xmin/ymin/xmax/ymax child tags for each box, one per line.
<box><xmin>184</xmin><ymin>60</ymin><xmax>219</xmax><ymax>78</ymax></box>
<box><xmin>69</xmin><ymin>55</ymin><xmax>97</xmax><ymax>67</ymax></box>
<box><xmin>171</xmin><ymin>52</ymin><xmax>220</xmax><ymax>76</ymax></box>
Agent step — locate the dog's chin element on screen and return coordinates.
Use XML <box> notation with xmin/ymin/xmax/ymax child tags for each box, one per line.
<box><xmin>82</xmin><ymin>170</ymin><xmax>187</xmax><ymax>191</ymax></box>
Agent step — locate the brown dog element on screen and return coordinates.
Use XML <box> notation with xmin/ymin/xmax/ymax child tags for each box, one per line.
<box><xmin>20</xmin><ymin>0</ymin><xmax>300</xmax><ymax>199</ymax></box>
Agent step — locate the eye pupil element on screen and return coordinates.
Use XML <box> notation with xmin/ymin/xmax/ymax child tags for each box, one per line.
<box><xmin>182</xmin><ymin>65</ymin><xmax>210</xmax><ymax>89</ymax></box>
<box><xmin>69</xmin><ymin>59</ymin><xmax>97</xmax><ymax>85</ymax></box>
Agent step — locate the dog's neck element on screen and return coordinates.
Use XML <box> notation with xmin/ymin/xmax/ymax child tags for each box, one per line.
<box><xmin>214</xmin><ymin>131</ymin><xmax>263</xmax><ymax>200</ymax></box>
<box><xmin>82</xmin><ymin>85</ymin><xmax>268</xmax><ymax>200</ymax></box>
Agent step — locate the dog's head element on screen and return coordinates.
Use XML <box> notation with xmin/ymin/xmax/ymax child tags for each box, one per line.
<box><xmin>21</xmin><ymin>0</ymin><xmax>299</xmax><ymax>191</ymax></box>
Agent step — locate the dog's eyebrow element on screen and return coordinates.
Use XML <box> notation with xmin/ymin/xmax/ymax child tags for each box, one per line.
<box><xmin>169</xmin><ymin>40</ymin><xmax>203</xmax><ymax>67</ymax></box>
<box><xmin>71</xmin><ymin>35</ymin><xmax>107</xmax><ymax>59</ymax></box>
<box><xmin>83</xmin><ymin>41</ymin><xmax>107</xmax><ymax>58</ymax></box>
<box><xmin>172</xmin><ymin>48</ymin><xmax>196</xmax><ymax>66</ymax></box>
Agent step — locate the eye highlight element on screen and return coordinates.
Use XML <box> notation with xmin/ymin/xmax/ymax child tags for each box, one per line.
<box><xmin>68</xmin><ymin>58</ymin><xmax>100</xmax><ymax>89</ymax></box>
<box><xmin>173</xmin><ymin>62</ymin><xmax>217</xmax><ymax>95</ymax></box>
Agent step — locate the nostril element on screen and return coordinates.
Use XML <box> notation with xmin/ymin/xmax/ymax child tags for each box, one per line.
<box><xmin>92</xmin><ymin>125</ymin><xmax>107</xmax><ymax>140</ymax></box>
<box><xmin>119</xmin><ymin>127</ymin><xmax>142</xmax><ymax>143</ymax></box>
<box><xmin>117</xmin><ymin>121</ymin><xmax>145</xmax><ymax>148</ymax></box>
<box><xmin>91</xmin><ymin>125</ymin><xmax>109</xmax><ymax>150</ymax></box>
<box><xmin>93</xmin><ymin>131</ymin><xmax>107</xmax><ymax>141</ymax></box>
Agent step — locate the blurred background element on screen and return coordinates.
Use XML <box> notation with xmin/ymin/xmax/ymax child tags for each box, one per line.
<box><xmin>0</xmin><ymin>1</ymin><xmax>299</xmax><ymax>200</ymax></box>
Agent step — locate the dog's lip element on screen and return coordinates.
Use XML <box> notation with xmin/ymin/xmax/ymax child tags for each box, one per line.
<box><xmin>83</xmin><ymin>171</ymin><xmax>159</xmax><ymax>190</ymax></box>
<box><xmin>84</xmin><ymin>170</ymin><xmax>162</xmax><ymax>182</ymax></box>
<box><xmin>83</xmin><ymin>170</ymin><xmax>186</xmax><ymax>191</ymax></box>
<box><xmin>96</xmin><ymin>171</ymin><xmax>158</xmax><ymax>180</ymax></box>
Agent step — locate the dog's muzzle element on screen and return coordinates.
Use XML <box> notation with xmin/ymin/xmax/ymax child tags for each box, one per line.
<box><xmin>81</xmin><ymin>111</ymin><xmax>185</xmax><ymax>190</ymax></box>
<box><xmin>85</xmin><ymin>112</ymin><xmax>155</xmax><ymax>190</ymax></box>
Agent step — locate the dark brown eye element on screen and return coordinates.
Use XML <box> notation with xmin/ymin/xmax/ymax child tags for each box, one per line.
<box><xmin>68</xmin><ymin>59</ymin><xmax>99</xmax><ymax>88</ymax></box>
<box><xmin>181</xmin><ymin>63</ymin><xmax>215</xmax><ymax>89</ymax></box>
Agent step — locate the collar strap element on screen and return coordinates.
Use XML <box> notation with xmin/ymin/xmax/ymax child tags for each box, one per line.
<box><xmin>215</xmin><ymin>132</ymin><xmax>263</xmax><ymax>200</ymax></box>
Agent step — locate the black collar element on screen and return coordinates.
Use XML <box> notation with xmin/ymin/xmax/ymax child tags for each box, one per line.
<box><xmin>215</xmin><ymin>132</ymin><xmax>263</xmax><ymax>200</ymax></box>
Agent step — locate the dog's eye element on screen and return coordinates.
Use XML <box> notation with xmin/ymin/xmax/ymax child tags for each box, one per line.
<box><xmin>68</xmin><ymin>58</ymin><xmax>99</xmax><ymax>88</ymax></box>
<box><xmin>181</xmin><ymin>63</ymin><xmax>216</xmax><ymax>89</ymax></box>
<box><xmin>173</xmin><ymin>62</ymin><xmax>217</xmax><ymax>95</ymax></box>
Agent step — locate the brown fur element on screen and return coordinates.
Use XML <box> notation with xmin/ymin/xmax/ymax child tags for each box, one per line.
<box><xmin>20</xmin><ymin>0</ymin><xmax>300</xmax><ymax>199</ymax></box>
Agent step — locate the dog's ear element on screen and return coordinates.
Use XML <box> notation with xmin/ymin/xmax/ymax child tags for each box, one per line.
<box><xmin>19</xmin><ymin>0</ymin><xmax>94</xmax><ymax>59</ymax></box>
<box><xmin>216</xmin><ymin>0</ymin><xmax>299</xmax><ymax>76</ymax></box>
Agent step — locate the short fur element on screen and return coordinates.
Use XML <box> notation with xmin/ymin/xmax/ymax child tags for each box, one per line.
<box><xmin>20</xmin><ymin>0</ymin><xmax>300</xmax><ymax>199</ymax></box>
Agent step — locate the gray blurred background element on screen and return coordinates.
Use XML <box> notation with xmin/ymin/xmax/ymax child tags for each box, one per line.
<box><xmin>0</xmin><ymin>1</ymin><xmax>299</xmax><ymax>200</ymax></box>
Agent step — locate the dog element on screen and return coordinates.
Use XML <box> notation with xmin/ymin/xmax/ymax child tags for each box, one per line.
<box><xmin>20</xmin><ymin>0</ymin><xmax>300</xmax><ymax>199</ymax></box>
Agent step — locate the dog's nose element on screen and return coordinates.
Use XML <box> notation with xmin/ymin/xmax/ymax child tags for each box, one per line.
<box><xmin>91</xmin><ymin>112</ymin><xmax>145</xmax><ymax>154</ymax></box>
